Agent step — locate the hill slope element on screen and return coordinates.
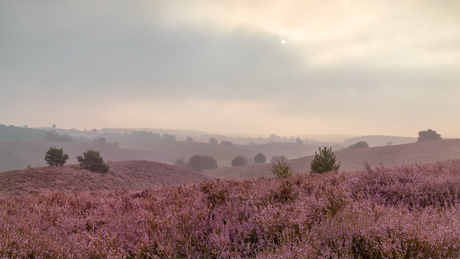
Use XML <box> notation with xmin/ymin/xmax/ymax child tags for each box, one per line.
<box><xmin>0</xmin><ymin>160</ymin><xmax>213</xmax><ymax>197</ymax></box>
<box><xmin>204</xmin><ymin>139</ymin><xmax>460</xmax><ymax>179</ymax></box>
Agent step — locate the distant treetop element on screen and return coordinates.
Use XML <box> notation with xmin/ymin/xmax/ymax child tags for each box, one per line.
<box><xmin>417</xmin><ymin>129</ymin><xmax>442</xmax><ymax>142</ymax></box>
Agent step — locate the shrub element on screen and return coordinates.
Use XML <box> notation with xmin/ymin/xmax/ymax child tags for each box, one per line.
<box><xmin>221</xmin><ymin>140</ymin><xmax>234</xmax><ymax>147</ymax></box>
<box><xmin>248</xmin><ymin>141</ymin><xmax>255</xmax><ymax>145</ymax></box>
<box><xmin>310</xmin><ymin>147</ymin><xmax>340</xmax><ymax>174</ymax></box>
<box><xmin>271</xmin><ymin>155</ymin><xmax>288</xmax><ymax>163</ymax></box>
<box><xmin>45</xmin><ymin>147</ymin><xmax>69</xmax><ymax>167</ymax></box>
<box><xmin>185</xmin><ymin>136</ymin><xmax>194</xmax><ymax>142</ymax></box>
<box><xmin>232</xmin><ymin>155</ymin><xmax>247</xmax><ymax>167</ymax></box>
<box><xmin>254</xmin><ymin>153</ymin><xmax>266</xmax><ymax>164</ymax></box>
<box><xmin>271</xmin><ymin>159</ymin><xmax>293</xmax><ymax>178</ymax></box>
<box><xmin>347</xmin><ymin>141</ymin><xmax>369</xmax><ymax>149</ymax></box>
<box><xmin>417</xmin><ymin>129</ymin><xmax>442</xmax><ymax>142</ymax></box>
<box><xmin>76</xmin><ymin>150</ymin><xmax>109</xmax><ymax>173</ymax></box>
<box><xmin>174</xmin><ymin>157</ymin><xmax>187</xmax><ymax>168</ymax></box>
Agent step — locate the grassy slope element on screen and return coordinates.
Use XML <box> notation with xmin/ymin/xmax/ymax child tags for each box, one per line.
<box><xmin>203</xmin><ymin>139</ymin><xmax>460</xmax><ymax>179</ymax></box>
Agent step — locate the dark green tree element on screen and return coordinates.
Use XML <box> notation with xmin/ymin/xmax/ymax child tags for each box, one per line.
<box><xmin>187</xmin><ymin>155</ymin><xmax>218</xmax><ymax>171</ymax></box>
<box><xmin>254</xmin><ymin>153</ymin><xmax>266</xmax><ymax>164</ymax></box>
<box><xmin>45</xmin><ymin>147</ymin><xmax>69</xmax><ymax>167</ymax></box>
<box><xmin>310</xmin><ymin>147</ymin><xmax>340</xmax><ymax>174</ymax></box>
<box><xmin>232</xmin><ymin>155</ymin><xmax>247</xmax><ymax>167</ymax></box>
<box><xmin>417</xmin><ymin>129</ymin><xmax>442</xmax><ymax>142</ymax></box>
<box><xmin>221</xmin><ymin>140</ymin><xmax>234</xmax><ymax>147</ymax></box>
<box><xmin>77</xmin><ymin>150</ymin><xmax>109</xmax><ymax>173</ymax></box>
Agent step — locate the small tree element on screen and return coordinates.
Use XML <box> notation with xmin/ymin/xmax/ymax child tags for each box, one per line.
<box><xmin>271</xmin><ymin>159</ymin><xmax>293</xmax><ymax>178</ymax></box>
<box><xmin>77</xmin><ymin>150</ymin><xmax>109</xmax><ymax>173</ymax></box>
<box><xmin>310</xmin><ymin>147</ymin><xmax>340</xmax><ymax>174</ymax></box>
<box><xmin>186</xmin><ymin>136</ymin><xmax>194</xmax><ymax>142</ymax></box>
<box><xmin>248</xmin><ymin>141</ymin><xmax>256</xmax><ymax>146</ymax></box>
<box><xmin>254</xmin><ymin>153</ymin><xmax>266</xmax><ymax>164</ymax></box>
<box><xmin>186</xmin><ymin>155</ymin><xmax>218</xmax><ymax>172</ymax></box>
<box><xmin>232</xmin><ymin>155</ymin><xmax>247</xmax><ymax>167</ymax></box>
<box><xmin>174</xmin><ymin>156</ymin><xmax>187</xmax><ymax>168</ymax></box>
<box><xmin>417</xmin><ymin>129</ymin><xmax>442</xmax><ymax>142</ymax></box>
<box><xmin>45</xmin><ymin>147</ymin><xmax>69</xmax><ymax>167</ymax></box>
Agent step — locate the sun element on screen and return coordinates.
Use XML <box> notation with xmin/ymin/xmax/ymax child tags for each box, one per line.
<box><xmin>281</xmin><ymin>39</ymin><xmax>286</xmax><ymax>44</ymax></box>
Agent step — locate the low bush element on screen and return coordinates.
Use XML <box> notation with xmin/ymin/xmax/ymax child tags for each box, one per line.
<box><xmin>76</xmin><ymin>150</ymin><xmax>109</xmax><ymax>173</ymax></box>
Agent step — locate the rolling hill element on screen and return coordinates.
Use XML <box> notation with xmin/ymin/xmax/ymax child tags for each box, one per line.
<box><xmin>203</xmin><ymin>139</ymin><xmax>460</xmax><ymax>179</ymax></box>
<box><xmin>0</xmin><ymin>160</ymin><xmax>213</xmax><ymax>197</ymax></box>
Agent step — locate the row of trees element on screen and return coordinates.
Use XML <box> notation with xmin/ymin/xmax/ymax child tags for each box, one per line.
<box><xmin>44</xmin><ymin>148</ymin><xmax>109</xmax><ymax>173</ymax></box>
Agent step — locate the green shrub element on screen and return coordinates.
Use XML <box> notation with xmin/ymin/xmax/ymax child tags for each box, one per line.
<box><xmin>271</xmin><ymin>159</ymin><xmax>293</xmax><ymax>178</ymax></box>
<box><xmin>76</xmin><ymin>150</ymin><xmax>109</xmax><ymax>173</ymax></box>
<box><xmin>310</xmin><ymin>147</ymin><xmax>340</xmax><ymax>174</ymax></box>
<box><xmin>348</xmin><ymin>141</ymin><xmax>369</xmax><ymax>149</ymax></box>
<box><xmin>45</xmin><ymin>147</ymin><xmax>69</xmax><ymax>167</ymax></box>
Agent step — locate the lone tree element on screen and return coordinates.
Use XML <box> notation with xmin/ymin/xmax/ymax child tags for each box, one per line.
<box><xmin>45</xmin><ymin>147</ymin><xmax>69</xmax><ymax>167</ymax></box>
<box><xmin>221</xmin><ymin>140</ymin><xmax>234</xmax><ymax>147</ymax></box>
<box><xmin>186</xmin><ymin>136</ymin><xmax>194</xmax><ymax>142</ymax></box>
<box><xmin>296</xmin><ymin>137</ymin><xmax>303</xmax><ymax>145</ymax></box>
<box><xmin>232</xmin><ymin>155</ymin><xmax>247</xmax><ymax>167</ymax></box>
<box><xmin>77</xmin><ymin>150</ymin><xmax>109</xmax><ymax>173</ymax></box>
<box><xmin>310</xmin><ymin>147</ymin><xmax>340</xmax><ymax>174</ymax></box>
<box><xmin>417</xmin><ymin>129</ymin><xmax>442</xmax><ymax>142</ymax></box>
<box><xmin>347</xmin><ymin>141</ymin><xmax>369</xmax><ymax>149</ymax></box>
<box><xmin>271</xmin><ymin>159</ymin><xmax>293</xmax><ymax>178</ymax></box>
<box><xmin>186</xmin><ymin>155</ymin><xmax>218</xmax><ymax>172</ymax></box>
<box><xmin>254</xmin><ymin>153</ymin><xmax>266</xmax><ymax>164</ymax></box>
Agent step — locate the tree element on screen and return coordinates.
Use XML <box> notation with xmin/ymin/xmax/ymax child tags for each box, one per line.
<box><xmin>271</xmin><ymin>159</ymin><xmax>293</xmax><ymax>178</ymax></box>
<box><xmin>310</xmin><ymin>147</ymin><xmax>340</xmax><ymax>174</ymax></box>
<box><xmin>232</xmin><ymin>155</ymin><xmax>247</xmax><ymax>167</ymax></box>
<box><xmin>271</xmin><ymin>155</ymin><xmax>288</xmax><ymax>163</ymax></box>
<box><xmin>347</xmin><ymin>141</ymin><xmax>369</xmax><ymax>149</ymax></box>
<box><xmin>52</xmin><ymin>124</ymin><xmax>57</xmax><ymax>129</ymax></box>
<box><xmin>186</xmin><ymin>155</ymin><xmax>218</xmax><ymax>172</ymax></box>
<box><xmin>248</xmin><ymin>141</ymin><xmax>256</xmax><ymax>146</ymax></box>
<box><xmin>77</xmin><ymin>150</ymin><xmax>109</xmax><ymax>173</ymax></box>
<box><xmin>386</xmin><ymin>141</ymin><xmax>393</xmax><ymax>146</ymax></box>
<box><xmin>45</xmin><ymin>147</ymin><xmax>69</xmax><ymax>167</ymax></box>
<box><xmin>296</xmin><ymin>137</ymin><xmax>303</xmax><ymax>145</ymax></box>
<box><xmin>209</xmin><ymin>137</ymin><xmax>218</xmax><ymax>144</ymax></box>
<box><xmin>417</xmin><ymin>129</ymin><xmax>442</xmax><ymax>142</ymax></box>
<box><xmin>221</xmin><ymin>140</ymin><xmax>234</xmax><ymax>147</ymax></box>
<box><xmin>186</xmin><ymin>136</ymin><xmax>194</xmax><ymax>142</ymax></box>
<box><xmin>254</xmin><ymin>153</ymin><xmax>266</xmax><ymax>164</ymax></box>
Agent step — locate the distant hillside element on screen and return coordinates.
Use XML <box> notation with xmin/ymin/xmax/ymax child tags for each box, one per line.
<box><xmin>343</xmin><ymin>135</ymin><xmax>416</xmax><ymax>147</ymax></box>
<box><xmin>0</xmin><ymin>160</ymin><xmax>213</xmax><ymax>197</ymax></box>
<box><xmin>0</xmin><ymin>140</ymin><xmax>178</xmax><ymax>172</ymax></box>
<box><xmin>203</xmin><ymin>139</ymin><xmax>460</xmax><ymax>179</ymax></box>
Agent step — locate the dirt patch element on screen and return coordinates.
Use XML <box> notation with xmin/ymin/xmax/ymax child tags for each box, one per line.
<box><xmin>0</xmin><ymin>160</ymin><xmax>214</xmax><ymax>198</ymax></box>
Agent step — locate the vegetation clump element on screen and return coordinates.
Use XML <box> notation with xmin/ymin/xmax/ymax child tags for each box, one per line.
<box><xmin>232</xmin><ymin>155</ymin><xmax>247</xmax><ymax>167</ymax></box>
<box><xmin>187</xmin><ymin>155</ymin><xmax>218</xmax><ymax>172</ymax></box>
<box><xmin>220</xmin><ymin>140</ymin><xmax>234</xmax><ymax>147</ymax></box>
<box><xmin>76</xmin><ymin>150</ymin><xmax>109</xmax><ymax>173</ymax></box>
<box><xmin>208</xmin><ymin>137</ymin><xmax>218</xmax><ymax>144</ymax></box>
<box><xmin>271</xmin><ymin>155</ymin><xmax>288</xmax><ymax>163</ymax></box>
<box><xmin>271</xmin><ymin>159</ymin><xmax>293</xmax><ymax>178</ymax></box>
<box><xmin>253</xmin><ymin>153</ymin><xmax>266</xmax><ymax>164</ymax></box>
<box><xmin>310</xmin><ymin>147</ymin><xmax>340</xmax><ymax>173</ymax></box>
<box><xmin>45</xmin><ymin>131</ymin><xmax>73</xmax><ymax>142</ymax></box>
<box><xmin>417</xmin><ymin>129</ymin><xmax>442</xmax><ymax>142</ymax></box>
<box><xmin>45</xmin><ymin>147</ymin><xmax>69</xmax><ymax>167</ymax></box>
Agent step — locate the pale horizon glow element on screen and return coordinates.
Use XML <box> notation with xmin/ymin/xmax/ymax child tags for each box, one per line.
<box><xmin>1</xmin><ymin>0</ymin><xmax>459</xmax><ymax>139</ymax></box>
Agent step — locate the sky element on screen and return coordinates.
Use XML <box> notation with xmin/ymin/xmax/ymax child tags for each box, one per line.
<box><xmin>1</xmin><ymin>0</ymin><xmax>459</xmax><ymax>138</ymax></box>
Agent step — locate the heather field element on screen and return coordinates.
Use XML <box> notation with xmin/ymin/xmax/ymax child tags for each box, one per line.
<box><xmin>2</xmin><ymin>160</ymin><xmax>460</xmax><ymax>258</ymax></box>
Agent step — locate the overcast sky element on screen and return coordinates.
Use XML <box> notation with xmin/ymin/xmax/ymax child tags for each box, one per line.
<box><xmin>1</xmin><ymin>0</ymin><xmax>459</xmax><ymax>138</ymax></box>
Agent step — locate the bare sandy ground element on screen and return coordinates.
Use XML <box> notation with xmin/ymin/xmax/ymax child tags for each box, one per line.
<box><xmin>0</xmin><ymin>160</ymin><xmax>213</xmax><ymax>198</ymax></box>
<box><xmin>203</xmin><ymin>139</ymin><xmax>460</xmax><ymax>179</ymax></box>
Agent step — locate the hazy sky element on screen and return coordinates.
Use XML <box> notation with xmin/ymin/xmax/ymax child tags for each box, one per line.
<box><xmin>1</xmin><ymin>0</ymin><xmax>459</xmax><ymax>138</ymax></box>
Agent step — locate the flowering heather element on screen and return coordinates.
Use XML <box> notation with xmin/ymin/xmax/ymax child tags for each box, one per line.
<box><xmin>1</xmin><ymin>160</ymin><xmax>460</xmax><ymax>258</ymax></box>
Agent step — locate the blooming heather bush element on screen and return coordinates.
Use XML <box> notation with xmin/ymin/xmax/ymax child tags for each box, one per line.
<box><xmin>1</xmin><ymin>161</ymin><xmax>460</xmax><ymax>257</ymax></box>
